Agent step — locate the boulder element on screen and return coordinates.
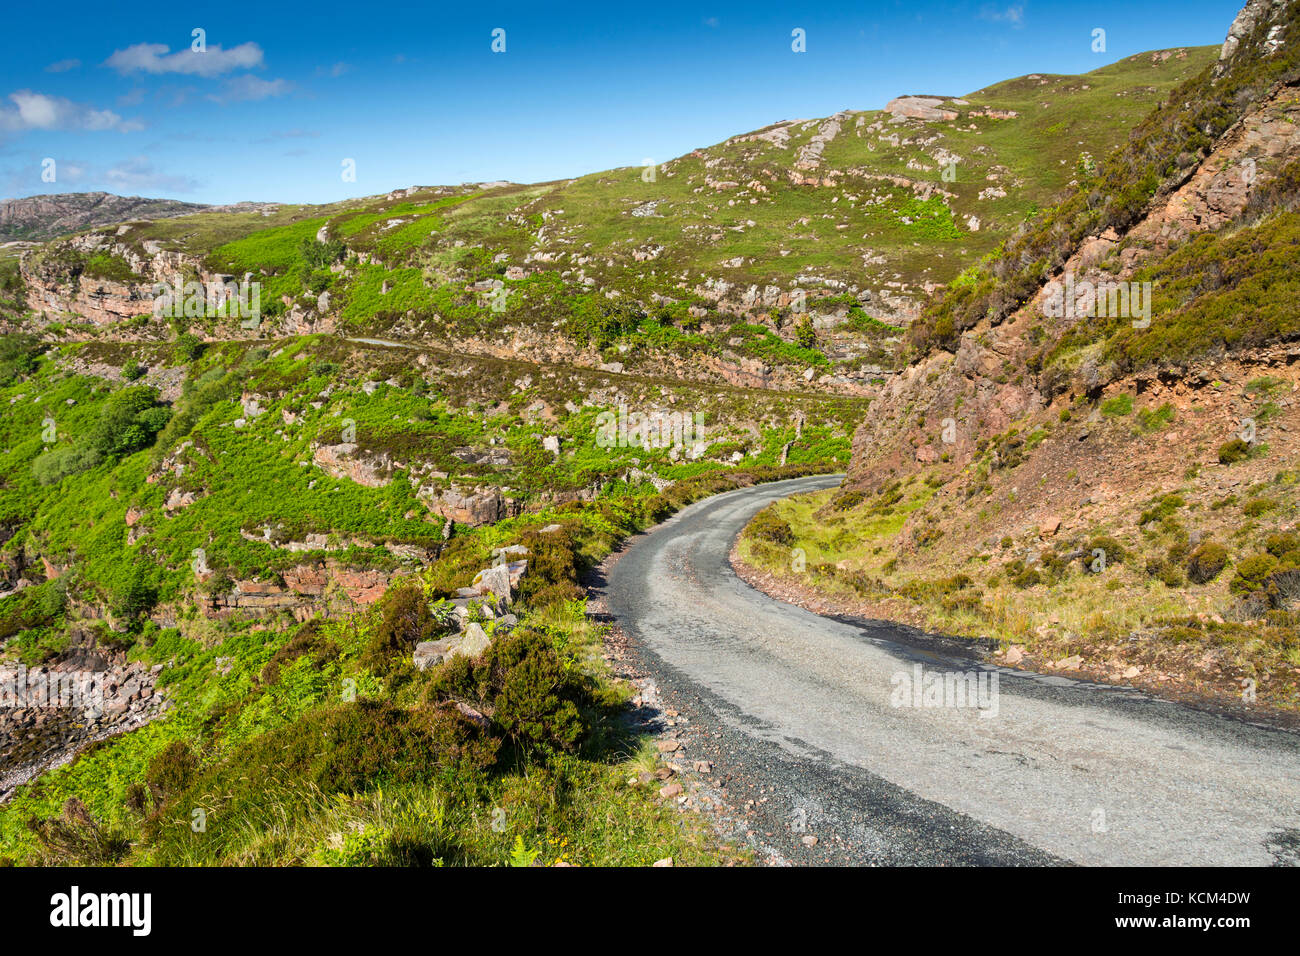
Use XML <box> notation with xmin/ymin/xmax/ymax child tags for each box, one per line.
<box><xmin>312</xmin><ymin>443</ymin><xmax>392</xmax><ymax>488</ymax></box>
<box><xmin>475</xmin><ymin>561</ymin><xmax>520</xmax><ymax>606</ymax></box>
<box><xmin>455</xmin><ymin>701</ymin><xmax>491</xmax><ymax>730</ymax></box>
<box><xmin>412</xmin><ymin>622</ymin><xmax>493</xmax><ymax>670</ymax></box>
<box><xmin>413</xmin><ymin>637</ymin><xmax>459</xmax><ymax>671</ymax></box>
<box><xmin>457</xmin><ymin>622</ymin><xmax>492</xmax><ymax>658</ymax></box>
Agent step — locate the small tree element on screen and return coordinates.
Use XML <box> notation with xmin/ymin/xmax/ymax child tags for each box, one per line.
<box><xmin>794</xmin><ymin>315</ymin><xmax>818</xmax><ymax>350</ymax></box>
<box><xmin>173</xmin><ymin>332</ymin><xmax>204</xmax><ymax>363</ymax></box>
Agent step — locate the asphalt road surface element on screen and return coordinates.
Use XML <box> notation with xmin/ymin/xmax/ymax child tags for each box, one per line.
<box><xmin>600</xmin><ymin>475</ymin><xmax>1300</xmax><ymax>866</ymax></box>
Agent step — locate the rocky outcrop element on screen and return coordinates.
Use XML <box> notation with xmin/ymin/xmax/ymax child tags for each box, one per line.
<box><xmin>1218</xmin><ymin>0</ymin><xmax>1289</xmax><ymax>71</ymax></box>
<box><xmin>1124</xmin><ymin>84</ymin><xmax>1300</xmax><ymax>255</ymax></box>
<box><xmin>312</xmin><ymin>443</ymin><xmax>394</xmax><ymax>488</ymax></box>
<box><xmin>419</xmin><ymin>484</ymin><xmax>522</xmax><ymax>527</ymax></box>
<box><xmin>238</xmin><ymin>528</ymin><xmax>433</xmax><ymax>563</ymax></box>
<box><xmin>885</xmin><ymin>97</ymin><xmax>959</xmax><ymax>122</ymax></box>
<box><xmin>202</xmin><ymin>561</ymin><xmax>404</xmax><ymax>620</ymax></box>
<box><xmin>14</xmin><ymin>225</ymin><xmax>327</xmax><ymax>337</ymax></box>
<box><xmin>847</xmin><ymin>13</ymin><xmax>1300</xmax><ymax>494</ymax></box>
<box><xmin>413</xmin><ymin>552</ymin><xmax>529</xmax><ymax>670</ymax></box>
<box><xmin>794</xmin><ymin>113</ymin><xmax>847</xmax><ymax>171</ymax></box>
<box><xmin>24</xmin><ymin>271</ymin><xmax>156</xmax><ymax>326</ymax></box>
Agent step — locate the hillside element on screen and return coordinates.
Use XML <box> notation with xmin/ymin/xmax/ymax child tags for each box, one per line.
<box><xmin>3</xmin><ymin>48</ymin><xmax>1214</xmax><ymax>394</ymax></box>
<box><xmin>737</xmin><ymin>0</ymin><xmax>1300</xmax><ymax>711</ymax></box>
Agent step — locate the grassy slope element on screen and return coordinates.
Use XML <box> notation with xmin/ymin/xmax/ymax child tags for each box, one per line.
<box><xmin>0</xmin><ymin>336</ymin><xmax>862</xmax><ymax>651</ymax></box>
<box><xmin>1</xmin><ymin>460</ymin><xmax>834</xmax><ymax>865</ymax></box>
<box><xmin>741</xmin><ymin>411</ymin><xmax>1300</xmax><ymax>711</ymax></box>
<box><xmin>22</xmin><ymin>49</ymin><xmax>1215</xmax><ymax>378</ymax></box>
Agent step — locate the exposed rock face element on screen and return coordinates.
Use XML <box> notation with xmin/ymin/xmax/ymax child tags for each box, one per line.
<box><xmin>701</xmin><ymin>353</ymin><xmax>771</xmax><ymax>389</ymax></box>
<box><xmin>238</xmin><ymin>527</ymin><xmax>433</xmax><ymax>563</ymax></box>
<box><xmin>794</xmin><ymin>113</ymin><xmax>847</xmax><ymax>171</ymax></box>
<box><xmin>13</xmin><ymin>225</ymin><xmax>330</xmax><ymax>338</ymax></box>
<box><xmin>1124</xmin><ymin>85</ymin><xmax>1300</xmax><ymax>253</ymax></box>
<box><xmin>312</xmin><ymin>443</ymin><xmax>393</xmax><ymax>488</ymax></box>
<box><xmin>419</xmin><ymin>485</ymin><xmax>521</xmax><ymax>527</ymax></box>
<box><xmin>24</xmin><ymin>271</ymin><xmax>157</xmax><ymax>327</ymax></box>
<box><xmin>885</xmin><ymin>97</ymin><xmax>959</xmax><ymax>122</ymax></box>
<box><xmin>1218</xmin><ymin>0</ymin><xmax>1289</xmax><ymax>71</ymax></box>
<box><xmin>203</xmin><ymin>561</ymin><xmax>403</xmax><ymax>620</ymax></box>
<box><xmin>846</xmin><ymin>17</ymin><xmax>1300</xmax><ymax>496</ymax></box>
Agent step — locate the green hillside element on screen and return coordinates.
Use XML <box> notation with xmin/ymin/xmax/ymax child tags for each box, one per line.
<box><xmin>11</xmin><ymin>48</ymin><xmax>1216</xmax><ymax>383</ymax></box>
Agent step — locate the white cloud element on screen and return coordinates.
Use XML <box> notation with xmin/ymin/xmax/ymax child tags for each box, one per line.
<box><xmin>0</xmin><ymin>91</ymin><xmax>143</xmax><ymax>134</ymax></box>
<box><xmin>45</xmin><ymin>59</ymin><xmax>81</xmax><ymax>73</ymax></box>
<box><xmin>54</xmin><ymin>161</ymin><xmax>91</xmax><ymax>183</ymax></box>
<box><xmin>980</xmin><ymin>4</ymin><xmax>1026</xmax><ymax>26</ymax></box>
<box><xmin>2</xmin><ymin>156</ymin><xmax>195</xmax><ymax>196</ymax></box>
<box><xmin>104</xmin><ymin>41</ymin><xmax>264</xmax><ymax>78</ymax></box>
<box><xmin>103</xmin><ymin>156</ymin><xmax>199</xmax><ymax>193</ymax></box>
<box><xmin>208</xmin><ymin>75</ymin><xmax>292</xmax><ymax>103</ymax></box>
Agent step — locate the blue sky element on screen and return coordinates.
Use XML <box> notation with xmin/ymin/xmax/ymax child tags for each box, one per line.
<box><xmin>0</xmin><ymin>0</ymin><xmax>1242</xmax><ymax>205</ymax></box>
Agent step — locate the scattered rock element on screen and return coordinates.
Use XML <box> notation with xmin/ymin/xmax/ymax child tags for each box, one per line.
<box><xmin>454</xmin><ymin>701</ymin><xmax>491</xmax><ymax>730</ymax></box>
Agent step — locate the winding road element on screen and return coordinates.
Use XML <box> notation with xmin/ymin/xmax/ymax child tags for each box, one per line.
<box><xmin>601</xmin><ymin>475</ymin><xmax>1300</xmax><ymax>866</ymax></box>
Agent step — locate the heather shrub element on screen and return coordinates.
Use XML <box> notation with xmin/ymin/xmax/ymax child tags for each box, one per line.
<box><xmin>1187</xmin><ymin>541</ymin><xmax>1229</xmax><ymax>584</ymax></box>
<box><xmin>1230</xmin><ymin>553</ymin><xmax>1278</xmax><ymax>595</ymax></box>
<box><xmin>747</xmin><ymin>508</ymin><xmax>794</xmax><ymax>546</ymax></box>
<box><xmin>361</xmin><ymin>583</ymin><xmax>445</xmax><ymax>671</ymax></box>
<box><xmin>429</xmin><ymin>628</ymin><xmax>590</xmax><ymax>754</ymax></box>
<box><xmin>1218</xmin><ymin>439</ymin><xmax>1250</xmax><ymax>464</ymax></box>
<box><xmin>516</xmin><ymin>527</ymin><xmax>583</xmax><ymax>608</ymax></box>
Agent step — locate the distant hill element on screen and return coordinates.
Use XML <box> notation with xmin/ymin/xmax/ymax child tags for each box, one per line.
<box><xmin>0</xmin><ymin>192</ymin><xmax>211</xmax><ymax>242</ymax></box>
